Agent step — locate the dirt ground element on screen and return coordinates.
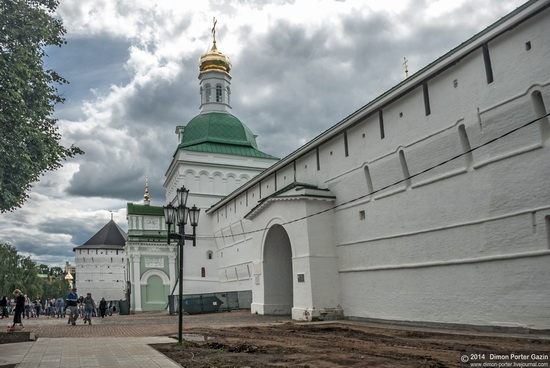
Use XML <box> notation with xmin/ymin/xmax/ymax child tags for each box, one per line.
<box><xmin>151</xmin><ymin>322</ymin><xmax>550</xmax><ymax>368</ymax></box>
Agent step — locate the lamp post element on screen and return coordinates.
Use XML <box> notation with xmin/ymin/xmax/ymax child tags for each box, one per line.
<box><xmin>163</xmin><ymin>186</ymin><xmax>200</xmax><ymax>344</ymax></box>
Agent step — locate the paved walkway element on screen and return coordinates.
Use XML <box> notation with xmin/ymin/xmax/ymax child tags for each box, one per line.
<box><xmin>2</xmin><ymin>337</ymin><xmax>180</xmax><ymax>368</ymax></box>
<box><xmin>0</xmin><ymin>310</ymin><xmax>290</xmax><ymax>367</ymax></box>
<box><xmin>3</xmin><ymin>311</ymin><xmax>547</xmax><ymax>367</ymax></box>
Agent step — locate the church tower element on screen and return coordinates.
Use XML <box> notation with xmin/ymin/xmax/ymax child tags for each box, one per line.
<box><xmin>198</xmin><ymin>20</ymin><xmax>232</xmax><ymax>114</ymax></box>
<box><xmin>166</xmin><ymin>20</ymin><xmax>278</xmax><ymax>205</ymax></box>
<box><xmin>126</xmin><ymin>20</ymin><xmax>279</xmax><ymax>313</ymax></box>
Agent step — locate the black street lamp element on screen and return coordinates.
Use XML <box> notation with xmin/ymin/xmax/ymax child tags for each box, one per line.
<box><xmin>163</xmin><ymin>186</ymin><xmax>200</xmax><ymax>344</ymax></box>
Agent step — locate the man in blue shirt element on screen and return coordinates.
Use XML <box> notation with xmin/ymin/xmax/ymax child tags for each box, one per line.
<box><xmin>65</xmin><ymin>288</ymin><xmax>79</xmax><ymax>325</ymax></box>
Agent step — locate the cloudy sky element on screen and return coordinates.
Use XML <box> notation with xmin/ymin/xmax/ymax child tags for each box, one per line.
<box><xmin>0</xmin><ymin>0</ymin><xmax>527</xmax><ymax>268</ymax></box>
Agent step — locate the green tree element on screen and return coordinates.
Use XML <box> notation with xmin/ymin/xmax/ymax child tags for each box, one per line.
<box><xmin>50</xmin><ymin>266</ymin><xmax>63</xmax><ymax>277</ymax></box>
<box><xmin>0</xmin><ymin>242</ymin><xmax>21</xmax><ymax>296</ymax></box>
<box><xmin>19</xmin><ymin>256</ymin><xmax>41</xmax><ymax>298</ymax></box>
<box><xmin>41</xmin><ymin>276</ymin><xmax>67</xmax><ymax>299</ymax></box>
<box><xmin>37</xmin><ymin>263</ymin><xmax>49</xmax><ymax>275</ymax></box>
<box><xmin>0</xmin><ymin>0</ymin><xmax>83</xmax><ymax>212</ymax></box>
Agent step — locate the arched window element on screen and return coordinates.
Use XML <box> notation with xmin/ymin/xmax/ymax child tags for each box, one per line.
<box><xmin>216</xmin><ymin>84</ymin><xmax>222</xmax><ymax>102</ymax></box>
<box><xmin>207</xmin><ymin>251</ymin><xmax>213</xmax><ymax>260</ymax></box>
<box><xmin>201</xmin><ymin>267</ymin><xmax>206</xmax><ymax>278</ymax></box>
<box><xmin>205</xmin><ymin>83</ymin><xmax>211</xmax><ymax>102</ymax></box>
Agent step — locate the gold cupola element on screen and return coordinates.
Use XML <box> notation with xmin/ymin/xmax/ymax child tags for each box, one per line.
<box><xmin>199</xmin><ymin>18</ymin><xmax>231</xmax><ymax>74</ymax></box>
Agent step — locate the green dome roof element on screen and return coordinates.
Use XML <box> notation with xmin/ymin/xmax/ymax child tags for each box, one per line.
<box><xmin>178</xmin><ymin>112</ymin><xmax>278</xmax><ymax>159</ymax></box>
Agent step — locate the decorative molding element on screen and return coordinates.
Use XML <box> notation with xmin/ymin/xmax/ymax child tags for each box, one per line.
<box><xmin>145</xmin><ymin>257</ymin><xmax>165</xmax><ymax>268</ymax></box>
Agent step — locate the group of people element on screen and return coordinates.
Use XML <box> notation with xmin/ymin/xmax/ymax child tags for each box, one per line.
<box><xmin>8</xmin><ymin>288</ymin><xmax>114</xmax><ymax>329</ymax></box>
<box><xmin>65</xmin><ymin>288</ymin><xmax>113</xmax><ymax>325</ymax></box>
<box><xmin>1</xmin><ymin>294</ymin><xmax>66</xmax><ymax>319</ymax></box>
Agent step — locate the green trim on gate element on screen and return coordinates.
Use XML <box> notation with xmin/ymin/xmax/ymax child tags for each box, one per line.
<box><xmin>127</xmin><ymin>203</ymin><xmax>164</xmax><ymax>216</ymax></box>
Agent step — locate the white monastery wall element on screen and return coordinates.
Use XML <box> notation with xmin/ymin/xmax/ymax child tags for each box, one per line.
<box><xmin>209</xmin><ymin>3</ymin><xmax>550</xmax><ymax>328</ymax></box>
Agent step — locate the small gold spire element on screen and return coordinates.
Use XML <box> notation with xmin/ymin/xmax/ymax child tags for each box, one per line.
<box><xmin>144</xmin><ymin>176</ymin><xmax>150</xmax><ymax>203</ymax></box>
<box><xmin>403</xmin><ymin>57</ymin><xmax>409</xmax><ymax>78</ymax></box>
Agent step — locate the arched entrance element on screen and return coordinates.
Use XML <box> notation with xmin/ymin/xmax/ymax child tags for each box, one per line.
<box><xmin>263</xmin><ymin>224</ymin><xmax>293</xmax><ymax>315</ymax></box>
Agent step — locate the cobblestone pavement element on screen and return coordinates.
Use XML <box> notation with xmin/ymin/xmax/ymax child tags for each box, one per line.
<box><xmin>6</xmin><ymin>310</ymin><xmax>291</xmax><ymax>339</ymax></box>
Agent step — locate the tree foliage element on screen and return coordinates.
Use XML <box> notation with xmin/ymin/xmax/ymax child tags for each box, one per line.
<box><xmin>0</xmin><ymin>0</ymin><xmax>83</xmax><ymax>212</ymax></box>
<box><xmin>0</xmin><ymin>242</ymin><xmax>69</xmax><ymax>299</ymax></box>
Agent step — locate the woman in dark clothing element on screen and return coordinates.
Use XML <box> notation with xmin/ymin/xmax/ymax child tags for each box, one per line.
<box><xmin>0</xmin><ymin>296</ymin><xmax>8</xmax><ymax>318</ymax></box>
<box><xmin>99</xmin><ymin>297</ymin><xmax>107</xmax><ymax>318</ymax></box>
<box><xmin>12</xmin><ymin>289</ymin><xmax>25</xmax><ymax>328</ymax></box>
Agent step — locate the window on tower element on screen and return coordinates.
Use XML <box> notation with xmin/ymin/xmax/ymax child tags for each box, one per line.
<box><xmin>216</xmin><ymin>84</ymin><xmax>222</xmax><ymax>102</ymax></box>
<box><xmin>205</xmin><ymin>83</ymin><xmax>212</xmax><ymax>102</ymax></box>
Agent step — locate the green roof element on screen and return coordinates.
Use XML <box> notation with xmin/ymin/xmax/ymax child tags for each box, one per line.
<box><xmin>183</xmin><ymin>142</ymin><xmax>278</xmax><ymax>159</ymax></box>
<box><xmin>179</xmin><ymin>112</ymin><xmax>278</xmax><ymax>159</ymax></box>
<box><xmin>127</xmin><ymin>203</ymin><xmax>164</xmax><ymax>216</ymax></box>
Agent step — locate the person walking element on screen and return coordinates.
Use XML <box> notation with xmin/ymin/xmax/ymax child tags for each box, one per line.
<box><xmin>55</xmin><ymin>297</ymin><xmax>65</xmax><ymax>318</ymax></box>
<box><xmin>34</xmin><ymin>297</ymin><xmax>42</xmax><ymax>318</ymax></box>
<box><xmin>0</xmin><ymin>296</ymin><xmax>8</xmax><ymax>319</ymax></box>
<box><xmin>82</xmin><ymin>293</ymin><xmax>96</xmax><ymax>325</ymax></box>
<box><xmin>65</xmin><ymin>288</ymin><xmax>79</xmax><ymax>325</ymax></box>
<box><xmin>99</xmin><ymin>297</ymin><xmax>107</xmax><ymax>318</ymax></box>
<box><xmin>23</xmin><ymin>294</ymin><xmax>31</xmax><ymax>319</ymax></box>
<box><xmin>12</xmin><ymin>289</ymin><xmax>24</xmax><ymax>329</ymax></box>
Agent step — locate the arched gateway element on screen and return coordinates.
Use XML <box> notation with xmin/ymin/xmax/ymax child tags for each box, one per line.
<box><xmin>262</xmin><ymin>224</ymin><xmax>293</xmax><ymax>315</ymax></box>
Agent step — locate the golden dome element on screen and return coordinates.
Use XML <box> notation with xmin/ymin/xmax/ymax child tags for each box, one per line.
<box><xmin>199</xmin><ymin>40</ymin><xmax>231</xmax><ymax>73</ymax></box>
<box><xmin>199</xmin><ymin>18</ymin><xmax>231</xmax><ymax>73</ymax></box>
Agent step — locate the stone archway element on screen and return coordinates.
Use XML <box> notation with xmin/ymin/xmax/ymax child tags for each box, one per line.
<box><xmin>263</xmin><ymin>224</ymin><xmax>293</xmax><ymax>315</ymax></box>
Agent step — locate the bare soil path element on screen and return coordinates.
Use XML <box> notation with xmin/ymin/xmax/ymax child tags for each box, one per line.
<box><xmin>3</xmin><ymin>310</ymin><xmax>549</xmax><ymax>367</ymax></box>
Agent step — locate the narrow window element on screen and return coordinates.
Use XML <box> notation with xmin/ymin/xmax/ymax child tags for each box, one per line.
<box><xmin>344</xmin><ymin>131</ymin><xmax>349</xmax><ymax>157</ymax></box>
<box><xmin>226</xmin><ymin>87</ymin><xmax>231</xmax><ymax>104</ymax></box>
<box><xmin>201</xmin><ymin>267</ymin><xmax>206</xmax><ymax>278</ymax></box>
<box><xmin>423</xmin><ymin>83</ymin><xmax>431</xmax><ymax>116</ymax></box>
<box><xmin>458</xmin><ymin>124</ymin><xmax>473</xmax><ymax>170</ymax></box>
<box><xmin>399</xmin><ymin>150</ymin><xmax>411</xmax><ymax>189</ymax></box>
<box><xmin>546</xmin><ymin>215</ymin><xmax>550</xmax><ymax>249</ymax></box>
<box><xmin>379</xmin><ymin>110</ymin><xmax>385</xmax><ymax>139</ymax></box>
<box><xmin>531</xmin><ymin>90</ymin><xmax>549</xmax><ymax>142</ymax></box>
<box><xmin>482</xmin><ymin>44</ymin><xmax>494</xmax><ymax>84</ymax></box>
<box><xmin>205</xmin><ymin>83</ymin><xmax>212</xmax><ymax>102</ymax></box>
<box><xmin>359</xmin><ymin>210</ymin><xmax>366</xmax><ymax>220</ymax></box>
<box><xmin>216</xmin><ymin>84</ymin><xmax>222</xmax><ymax>102</ymax></box>
<box><xmin>207</xmin><ymin>251</ymin><xmax>213</xmax><ymax>260</ymax></box>
<box><xmin>316</xmin><ymin>147</ymin><xmax>320</xmax><ymax>170</ymax></box>
<box><xmin>364</xmin><ymin>165</ymin><xmax>374</xmax><ymax>195</ymax></box>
